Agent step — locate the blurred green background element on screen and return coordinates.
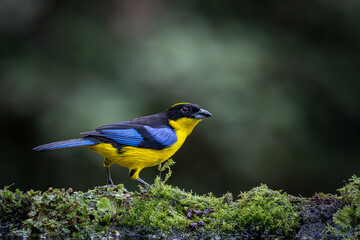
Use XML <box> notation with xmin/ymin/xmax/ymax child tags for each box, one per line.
<box><xmin>1</xmin><ymin>0</ymin><xmax>359</xmax><ymax>197</ymax></box>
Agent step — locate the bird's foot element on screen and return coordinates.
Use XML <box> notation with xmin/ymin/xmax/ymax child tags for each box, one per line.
<box><xmin>105</xmin><ymin>183</ymin><xmax>116</xmax><ymax>190</ymax></box>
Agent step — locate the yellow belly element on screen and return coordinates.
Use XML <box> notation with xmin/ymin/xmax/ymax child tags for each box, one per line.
<box><xmin>88</xmin><ymin>139</ymin><xmax>184</xmax><ymax>170</ymax></box>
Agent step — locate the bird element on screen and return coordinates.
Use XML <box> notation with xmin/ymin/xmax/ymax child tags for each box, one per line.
<box><xmin>33</xmin><ymin>103</ymin><xmax>212</xmax><ymax>188</ymax></box>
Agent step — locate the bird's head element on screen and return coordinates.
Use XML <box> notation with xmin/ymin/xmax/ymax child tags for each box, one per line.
<box><xmin>167</xmin><ymin>102</ymin><xmax>212</xmax><ymax>121</ymax></box>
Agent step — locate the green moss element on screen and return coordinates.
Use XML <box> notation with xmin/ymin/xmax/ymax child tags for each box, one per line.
<box><xmin>202</xmin><ymin>184</ymin><xmax>300</xmax><ymax>238</ymax></box>
<box><xmin>0</xmin><ymin>185</ymin><xmax>29</xmax><ymax>232</ymax></box>
<box><xmin>0</xmin><ymin>163</ymin><xmax>304</xmax><ymax>239</ymax></box>
<box><xmin>0</xmin><ymin>184</ymin><xmax>130</xmax><ymax>238</ymax></box>
<box><xmin>118</xmin><ymin>177</ymin><xmax>206</xmax><ymax>233</ymax></box>
<box><xmin>326</xmin><ymin>175</ymin><xmax>360</xmax><ymax>238</ymax></box>
<box><xmin>0</xmin><ymin>180</ymin><xmax>301</xmax><ymax>238</ymax></box>
<box><xmin>116</xmin><ymin>179</ymin><xmax>300</xmax><ymax>238</ymax></box>
<box><xmin>237</xmin><ymin>185</ymin><xmax>299</xmax><ymax>235</ymax></box>
<box><xmin>3</xmin><ymin>162</ymin><xmax>360</xmax><ymax>239</ymax></box>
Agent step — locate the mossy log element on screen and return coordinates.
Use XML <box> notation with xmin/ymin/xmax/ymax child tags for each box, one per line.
<box><xmin>1</xmin><ymin>175</ymin><xmax>360</xmax><ymax>239</ymax></box>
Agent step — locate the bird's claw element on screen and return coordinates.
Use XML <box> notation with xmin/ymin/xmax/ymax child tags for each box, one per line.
<box><xmin>105</xmin><ymin>183</ymin><xmax>116</xmax><ymax>190</ymax></box>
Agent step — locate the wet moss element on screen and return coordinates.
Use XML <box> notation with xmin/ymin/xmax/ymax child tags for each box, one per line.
<box><xmin>3</xmin><ymin>168</ymin><xmax>360</xmax><ymax>239</ymax></box>
<box><xmin>0</xmin><ymin>179</ymin><xmax>301</xmax><ymax>239</ymax></box>
<box><xmin>202</xmin><ymin>184</ymin><xmax>300</xmax><ymax>238</ymax></box>
<box><xmin>0</xmin><ymin>184</ymin><xmax>129</xmax><ymax>238</ymax></box>
<box><xmin>0</xmin><ymin>185</ymin><xmax>29</xmax><ymax>234</ymax></box>
<box><xmin>326</xmin><ymin>175</ymin><xmax>360</xmax><ymax>238</ymax></box>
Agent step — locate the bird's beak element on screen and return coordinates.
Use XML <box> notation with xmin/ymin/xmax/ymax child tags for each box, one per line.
<box><xmin>193</xmin><ymin>108</ymin><xmax>212</xmax><ymax>119</ymax></box>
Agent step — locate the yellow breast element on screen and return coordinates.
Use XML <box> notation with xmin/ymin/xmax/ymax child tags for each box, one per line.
<box><xmin>88</xmin><ymin>118</ymin><xmax>201</xmax><ymax>171</ymax></box>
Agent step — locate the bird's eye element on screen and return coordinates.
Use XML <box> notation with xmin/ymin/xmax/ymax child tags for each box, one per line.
<box><xmin>181</xmin><ymin>106</ymin><xmax>190</xmax><ymax>113</ymax></box>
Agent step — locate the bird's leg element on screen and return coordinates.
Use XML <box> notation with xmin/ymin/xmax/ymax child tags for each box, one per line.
<box><xmin>129</xmin><ymin>168</ymin><xmax>152</xmax><ymax>188</ymax></box>
<box><xmin>137</xmin><ymin>177</ymin><xmax>152</xmax><ymax>188</ymax></box>
<box><xmin>106</xmin><ymin>167</ymin><xmax>115</xmax><ymax>189</ymax></box>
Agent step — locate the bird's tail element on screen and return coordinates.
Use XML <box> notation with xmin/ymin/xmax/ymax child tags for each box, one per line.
<box><xmin>33</xmin><ymin>139</ymin><xmax>96</xmax><ymax>151</ymax></box>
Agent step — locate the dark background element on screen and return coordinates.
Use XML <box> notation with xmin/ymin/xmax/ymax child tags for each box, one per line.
<box><xmin>1</xmin><ymin>0</ymin><xmax>359</xmax><ymax>197</ymax></box>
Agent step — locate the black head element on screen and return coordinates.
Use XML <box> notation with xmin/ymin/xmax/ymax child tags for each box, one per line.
<box><xmin>166</xmin><ymin>103</ymin><xmax>212</xmax><ymax>121</ymax></box>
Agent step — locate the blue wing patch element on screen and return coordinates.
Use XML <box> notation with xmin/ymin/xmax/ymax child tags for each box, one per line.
<box><xmin>144</xmin><ymin>126</ymin><xmax>177</xmax><ymax>147</ymax></box>
<box><xmin>100</xmin><ymin>129</ymin><xmax>143</xmax><ymax>147</ymax></box>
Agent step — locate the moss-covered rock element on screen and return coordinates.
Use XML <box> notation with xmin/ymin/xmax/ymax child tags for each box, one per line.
<box><xmin>0</xmin><ymin>184</ymin><xmax>129</xmax><ymax>238</ymax></box>
<box><xmin>1</xmin><ymin>175</ymin><xmax>360</xmax><ymax>239</ymax></box>
<box><xmin>0</xmin><ymin>178</ymin><xmax>301</xmax><ymax>239</ymax></box>
<box><xmin>297</xmin><ymin>194</ymin><xmax>343</xmax><ymax>239</ymax></box>
<box><xmin>326</xmin><ymin>175</ymin><xmax>360</xmax><ymax>239</ymax></box>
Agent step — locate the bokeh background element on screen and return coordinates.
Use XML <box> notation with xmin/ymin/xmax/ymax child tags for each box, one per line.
<box><xmin>1</xmin><ymin>0</ymin><xmax>359</xmax><ymax>197</ymax></box>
